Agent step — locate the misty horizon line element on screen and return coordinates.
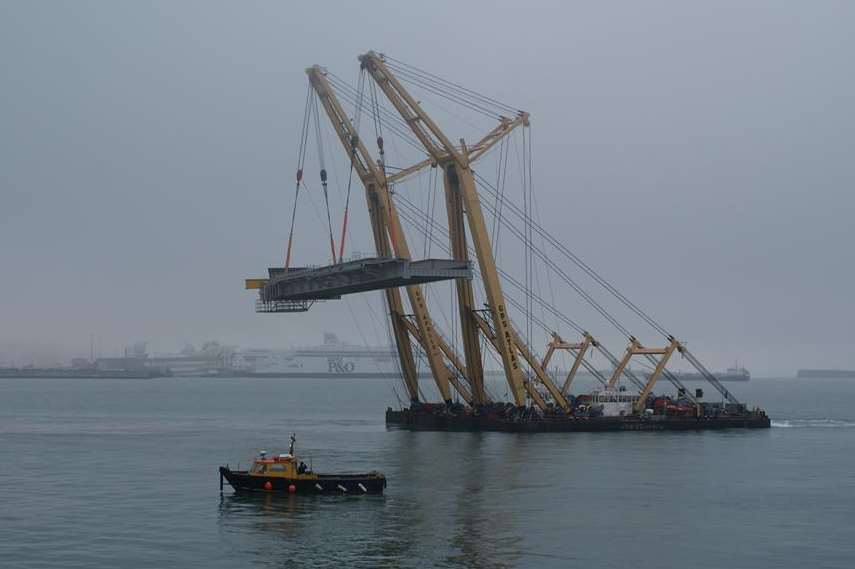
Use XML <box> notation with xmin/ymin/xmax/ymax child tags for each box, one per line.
<box><xmin>0</xmin><ymin>336</ymin><xmax>827</xmax><ymax>378</ymax></box>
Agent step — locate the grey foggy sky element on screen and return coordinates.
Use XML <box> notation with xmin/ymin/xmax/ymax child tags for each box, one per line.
<box><xmin>1</xmin><ymin>1</ymin><xmax>853</xmax><ymax>376</ymax></box>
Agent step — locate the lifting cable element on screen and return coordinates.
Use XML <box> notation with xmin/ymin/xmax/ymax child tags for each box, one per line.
<box><xmin>521</xmin><ymin>127</ymin><xmax>531</xmax><ymax>348</ymax></box>
<box><xmin>477</xmin><ymin>187</ymin><xmax>634</xmax><ymax>338</ymax></box>
<box><xmin>474</xmin><ymin>173</ymin><xmax>637</xmax><ymax>338</ymax></box>
<box><xmin>338</xmin><ymin>70</ymin><xmax>366</xmax><ymax>262</ymax></box>
<box><xmin>396</xmin><ymin>197</ymin><xmax>615</xmax><ymax>390</ymax></box>
<box><xmin>369</xmin><ymin>78</ymin><xmax>384</xmax><ymax>154</ymax></box>
<box><xmin>533</xmin><ymin>175</ymin><xmax>562</xmax><ymax>343</ymax></box>
<box><xmin>522</xmin><ymin>128</ymin><xmax>552</xmax><ymax>357</ymax></box>
<box><xmin>398</xmin><ymin>193</ymin><xmax>613</xmax><ymax>390</ymax></box>
<box><xmin>382</xmin><ymin>56</ymin><xmax>519</xmax><ymax>119</ymax></box>
<box><xmin>490</xmin><ymin>135</ymin><xmax>510</xmax><ymax>256</ymax></box>
<box><xmin>387</xmin><ymin>66</ymin><xmax>505</xmax><ymax>121</ymax></box>
<box><xmin>369</xmin><ymin>54</ymin><xmax>719</xmax><ymax>398</ymax></box>
<box><xmin>473</xmin><ymin>170</ymin><xmax>671</xmax><ymax>339</ymax></box>
<box><xmin>328</xmin><ymin>73</ymin><xmax>429</xmax><ymax>149</ymax></box>
<box><xmin>326</xmin><ymin>73</ymin><xmax>429</xmax><ymax>155</ymax></box>
<box><xmin>382</xmin><ymin>54</ymin><xmax>521</xmax><ymax>115</ymax></box>
<box><xmin>339</xmin><ymin>58</ymin><xmax>668</xmax><ymax>342</ymax></box>
<box><xmin>310</xmin><ymin>93</ymin><xmax>337</xmax><ymax>264</ymax></box>
<box><xmin>523</xmin><ymin>126</ymin><xmax>536</xmax><ymax>348</ymax></box>
<box><xmin>398</xmin><ymin>191</ymin><xmax>635</xmax><ymax>391</ymax></box>
<box><xmin>526</xmin><ymin>128</ymin><xmax>538</xmax><ymax>349</ymax></box>
<box><xmin>396</xmin><ymin>167</ymin><xmax>644</xmax><ymax>393</ymax></box>
<box><xmin>424</xmin><ymin>165</ymin><xmax>439</xmax><ymax>258</ymax></box>
<box><xmin>285</xmin><ymin>82</ymin><xmax>314</xmax><ymax>269</ymax></box>
<box><xmin>367</xmin><ymin>76</ymin><xmax>400</xmax><ymax>253</ymax></box>
<box><xmin>395</xmin><ymin>193</ymin><xmax>588</xmax><ymax>336</ymax></box>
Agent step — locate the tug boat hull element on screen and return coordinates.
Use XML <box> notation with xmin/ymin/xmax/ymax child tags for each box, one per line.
<box><xmin>219</xmin><ymin>466</ymin><xmax>386</xmax><ymax>494</ymax></box>
<box><xmin>386</xmin><ymin>408</ymin><xmax>770</xmax><ymax>432</ymax></box>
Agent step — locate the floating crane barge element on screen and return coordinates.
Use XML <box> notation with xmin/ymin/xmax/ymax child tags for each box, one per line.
<box><xmin>385</xmin><ymin>408</ymin><xmax>770</xmax><ymax>432</ymax></box>
<box><xmin>247</xmin><ymin>51</ymin><xmax>770</xmax><ymax>432</ymax></box>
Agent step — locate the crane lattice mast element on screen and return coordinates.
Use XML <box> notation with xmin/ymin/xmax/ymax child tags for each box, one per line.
<box><xmin>358</xmin><ymin>51</ymin><xmax>570</xmax><ymax>411</ymax></box>
<box><xmin>307</xmin><ymin>65</ymin><xmax>475</xmax><ymax>406</ymax></box>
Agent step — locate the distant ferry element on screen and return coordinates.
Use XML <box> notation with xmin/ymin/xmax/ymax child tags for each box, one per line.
<box><xmin>235</xmin><ymin>335</ymin><xmax>754</xmax><ymax>382</ymax></box>
<box><xmin>235</xmin><ymin>333</ymin><xmax>401</xmax><ymax>378</ymax></box>
<box><xmin>797</xmin><ymin>369</ymin><xmax>855</xmax><ymax>379</ymax></box>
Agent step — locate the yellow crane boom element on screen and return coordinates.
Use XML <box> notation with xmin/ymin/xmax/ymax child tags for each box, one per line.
<box><xmin>307</xmin><ymin>65</ymin><xmax>475</xmax><ymax>406</ymax></box>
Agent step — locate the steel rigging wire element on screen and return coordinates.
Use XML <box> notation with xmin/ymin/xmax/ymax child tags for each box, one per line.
<box><xmin>375</xmin><ymin>66</ymin><xmax>666</xmax><ymax>340</ymax></box>
<box><xmin>341</xmin><ymin>81</ymin><xmax>654</xmax><ymax>392</ymax></box>
<box><xmin>337</xmin><ymin>70</ymin><xmax>367</xmax><ymax>262</ymax></box>
<box><xmin>381</xmin><ymin>55</ymin><xmax>520</xmax><ymax>117</ymax></box>
<box><xmin>329</xmin><ymin>57</ymin><xmax>674</xmax><ymax>386</ymax></box>
<box><xmin>393</xmin><ymin>193</ymin><xmax>587</xmax><ymax>335</ymax></box>
<box><xmin>393</xmin><ymin>187</ymin><xmax>651</xmax><ymax>384</ymax></box>
<box><xmin>473</xmin><ymin>170</ymin><xmax>672</xmax><ymax>339</ymax></box>
<box><xmin>353</xmin><ymin>55</ymin><xmax>672</xmax><ymax>341</ymax></box>
<box><xmin>348</xmin><ymin>60</ymin><xmax>650</xmax><ymax>341</ymax></box>
<box><xmin>476</xmin><ymin>186</ymin><xmax>635</xmax><ymax>338</ymax></box>
<box><xmin>329</xmin><ymin>54</ymin><xmax>730</xmax><ymax>402</ymax></box>
<box><xmin>490</xmin><ymin>135</ymin><xmax>510</xmax><ymax>256</ymax></box>
<box><xmin>474</xmin><ymin>168</ymin><xmax>695</xmax><ymax>394</ymax></box>
<box><xmin>309</xmin><ymin>92</ymin><xmax>338</xmax><ymax>264</ymax></box>
<box><xmin>393</xmin><ymin>196</ymin><xmax>611</xmax><ymax>388</ymax></box>
<box><xmin>326</xmin><ymin>73</ymin><xmax>434</xmax><ymax>155</ymax></box>
<box><xmin>384</xmin><ymin>65</ymin><xmax>505</xmax><ymax>121</ymax></box>
<box><xmin>284</xmin><ymin>82</ymin><xmax>314</xmax><ymax>269</ymax></box>
<box><xmin>397</xmin><ymin>198</ymin><xmax>666</xmax><ymax>393</ymax></box>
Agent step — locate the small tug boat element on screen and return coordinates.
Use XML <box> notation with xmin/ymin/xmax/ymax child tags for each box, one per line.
<box><xmin>219</xmin><ymin>435</ymin><xmax>386</xmax><ymax>494</ymax></box>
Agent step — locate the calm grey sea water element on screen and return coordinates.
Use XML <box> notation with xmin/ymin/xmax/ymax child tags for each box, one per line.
<box><xmin>0</xmin><ymin>376</ymin><xmax>853</xmax><ymax>568</ymax></box>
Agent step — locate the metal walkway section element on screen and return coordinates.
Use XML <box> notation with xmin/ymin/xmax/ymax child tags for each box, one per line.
<box><xmin>254</xmin><ymin>299</ymin><xmax>317</xmax><ymax>313</ymax></box>
<box><xmin>252</xmin><ymin>257</ymin><xmax>472</xmax><ymax>304</ymax></box>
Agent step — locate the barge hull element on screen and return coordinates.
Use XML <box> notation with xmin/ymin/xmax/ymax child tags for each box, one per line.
<box><xmin>386</xmin><ymin>408</ymin><xmax>770</xmax><ymax>432</ymax></box>
<box><xmin>219</xmin><ymin>467</ymin><xmax>386</xmax><ymax>494</ymax></box>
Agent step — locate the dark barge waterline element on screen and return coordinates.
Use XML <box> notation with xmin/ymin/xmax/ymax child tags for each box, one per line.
<box><xmin>386</xmin><ymin>407</ymin><xmax>771</xmax><ymax>432</ymax></box>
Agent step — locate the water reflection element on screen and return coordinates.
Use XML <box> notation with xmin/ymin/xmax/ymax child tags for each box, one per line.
<box><xmin>218</xmin><ymin>492</ymin><xmax>302</xmax><ymax>539</ymax></box>
<box><xmin>216</xmin><ymin>432</ymin><xmax>529</xmax><ymax>568</ymax></box>
<box><xmin>218</xmin><ymin>491</ymin><xmax>393</xmax><ymax>568</ymax></box>
<box><xmin>445</xmin><ymin>433</ymin><xmax>523</xmax><ymax>568</ymax></box>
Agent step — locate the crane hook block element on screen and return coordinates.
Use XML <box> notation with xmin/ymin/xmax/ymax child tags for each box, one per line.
<box><xmin>350</xmin><ymin>135</ymin><xmax>359</xmax><ymax>149</ymax></box>
<box><xmin>377</xmin><ymin>136</ymin><xmax>384</xmax><ymax>150</ymax></box>
<box><xmin>296</xmin><ymin>169</ymin><xmax>303</xmax><ymax>183</ymax></box>
<box><xmin>320</xmin><ymin>169</ymin><xmax>327</xmax><ymax>183</ymax></box>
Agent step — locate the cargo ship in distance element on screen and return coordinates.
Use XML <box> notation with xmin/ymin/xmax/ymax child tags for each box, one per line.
<box><xmin>641</xmin><ymin>365</ymin><xmax>750</xmax><ymax>382</ymax></box>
